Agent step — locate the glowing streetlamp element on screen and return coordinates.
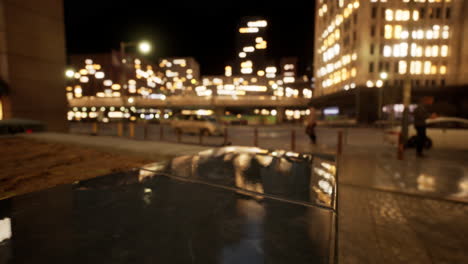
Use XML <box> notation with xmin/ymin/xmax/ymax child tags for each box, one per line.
<box><xmin>377</xmin><ymin>72</ymin><xmax>388</xmax><ymax>120</ymax></box>
<box><xmin>380</xmin><ymin>72</ymin><xmax>388</xmax><ymax>80</ymax></box>
<box><xmin>119</xmin><ymin>40</ymin><xmax>153</xmax><ymax>101</ymax></box>
<box><xmin>65</xmin><ymin>69</ymin><xmax>75</xmax><ymax>78</ymax></box>
<box><xmin>138</xmin><ymin>41</ymin><xmax>151</xmax><ymax>54</ymax></box>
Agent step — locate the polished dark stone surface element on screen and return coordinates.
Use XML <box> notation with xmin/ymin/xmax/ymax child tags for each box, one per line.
<box><xmin>0</xmin><ymin>147</ymin><xmax>337</xmax><ymax>264</ymax></box>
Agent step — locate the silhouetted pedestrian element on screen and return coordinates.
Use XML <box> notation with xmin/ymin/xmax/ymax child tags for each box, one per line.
<box><xmin>305</xmin><ymin>107</ymin><xmax>317</xmax><ymax>144</ymax></box>
<box><xmin>413</xmin><ymin>96</ymin><xmax>436</xmax><ymax>157</ymax></box>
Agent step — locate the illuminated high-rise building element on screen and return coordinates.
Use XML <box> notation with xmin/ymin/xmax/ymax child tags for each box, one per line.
<box><xmin>159</xmin><ymin>57</ymin><xmax>200</xmax><ymax>94</ymax></box>
<box><xmin>236</xmin><ymin>17</ymin><xmax>269</xmax><ymax>78</ymax></box>
<box><xmin>313</xmin><ymin>0</ymin><xmax>468</xmax><ymax>121</ymax></box>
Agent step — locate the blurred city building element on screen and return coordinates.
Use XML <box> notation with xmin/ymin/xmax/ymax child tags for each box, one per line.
<box><xmin>312</xmin><ymin>0</ymin><xmax>468</xmax><ymax>123</ymax></box>
<box><xmin>66</xmin><ymin>17</ymin><xmax>312</xmax><ymax>124</ymax></box>
<box><xmin>0</xmin><ymin>0</ymin><xmax>67</xmax><ymax>131</ymax></box>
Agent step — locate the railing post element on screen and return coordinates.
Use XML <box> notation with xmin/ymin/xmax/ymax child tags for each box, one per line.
<box><xmin>199</xmin><ymin>131</ymin><xmax>203</xmax><ymax>145</ymax></box>
<box><xmin>92</xmin><ymin>122</ymin><xmax>98</xmax><ymax>135</ymax></box>
<box><xmin>160</xmin><ymin>124</ymin><xmax>164</xmax><ymax>141</ymax></box>
<box><xmin>177</xmin><ymin>129</ymin><xmax>182</xmax><ymax>143</ymax></box>
<box><xmin>337</xmin><ymin>130</ymin><xmax>343</xmax><ymax>155</ymax></box>
<box><xmin>143</xmin><ymin>123</ymin><xmax>148</xmax><ymax>140</ymax></box>
<box><xmin>254</xmin><ymin>127</ymin><xmax>258</xmax><ymax>147</ymax></box>
<box><xmin>291</xmin><ymin>129</ymin><xmax>296</xmax><ymax>151</ymax></box>
<box><xmin>223</xmin><ymin>127</ymin><xmax>228</xmax><ymax>145</ymax></box>
<box><xmin>117</xmin><ymin>122</ymin><xmax>123</xmax><ymax>137</ymax></box>
<box><xmin>398</xmin><ymin>132</ymin><xmax>404</xmax><ymax>160</ymax></box>
<box><xmin>129</xmin><ymin>122</ymin><xmax>135</xmax><ymax>139</ymax></box>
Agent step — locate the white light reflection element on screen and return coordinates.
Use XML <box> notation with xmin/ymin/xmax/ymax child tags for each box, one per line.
<box><xmin>0</xmin><ymin>217</ymin><xmax>12</xmax><ymax>243</ymax></box>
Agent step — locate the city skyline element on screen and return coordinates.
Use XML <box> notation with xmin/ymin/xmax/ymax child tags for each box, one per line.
<box><xmin>63</xmin><ymin>0</ymin><xmax>316</xmax><ymax>75</ymax></box>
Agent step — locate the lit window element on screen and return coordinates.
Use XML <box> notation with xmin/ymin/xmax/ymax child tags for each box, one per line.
<box><xmin>426</xmin><ymin>30</ymin><xmax>433</xmax><ymax>39</ymax></box>
<box><xmin>239</xmin><ymin>27</ymin><xmax>259</xmax><ymax>33</ymax></box>
<box><xmin>95</xmin><ymin>72</ymin><xmax>105</xmax><ymax>79</ymax></box>
<box><xmin>394</xmin><ymin>25</ymin><xmax>402</xmax><ymax>39</ymax></box>
<box><xmin>399</xmin><ymin>61</ymin><xmax>407</xmax><ymax>74</ymax></box>
<box><xmin>425</xmin><ymin>46</ymin><xmax>432</xmax><ymax>57</ymax></box>
<box><xmin>385</xmin><ymin>25</ymin><xmax>393</xmax><ymax>39</ymax></box>
<box><xmin>441</xmin><ymin>45</ymin><xmax>448</xmax><ymax>57</ymax></box>
<box><xmin>432</xmin><ymin>45</ymin><xmax>439</xmax><ymax>57</ymax></box>
<box><xmin>243</xmin><ymin>46</ymin><xmax>255</xmax><ymax>52</ymax></box>
<box><xmin>239</xmin><ymin>52</ymin><xmax>247</xmax><ymax>58</ymax></box>
<box><xmin>413</xmin><ymin>10</ymin><xmax>419</xmax><ymax>21</ymax></box>
<box><xmin>442</xmin><ymin>26</ymin><xmax>449</xmax><ymax>39</ymax></box>
<box><xmin>385</xmin><ymin>9</ymin><xmax>394</xmax><ymax>21</ymax></box>
<box><xmin>410</xmin><ymin>61</ymin><xmax>422</xmax><ymax>74</ymax></box>
<box><xmin>440</xmin><ymin>65</ymin><xmax>447</xmax><ymax>74</ymax></box>
<box><xmin>424</xmin><ymin>61</ymin><xmax>431</xmax><ymax>75</ymax></box>
<box><xmin>256</xmin><ymin>37</ymin><xmax>263</xmax><ymax>43</ymax></box>
<box><xmin>431</xmin><ymin>65</ymin><xmax>437</xmax><ymax>74</ymax></box>
<box><xmin>383</xmin><ymin>45</ymin><xmax>392</xmax><ymax>57</ymax></box>
<box><xmin>401</xmin><ymin>31</ymin><xmax>409</xmax><ymax>39</ymax></box>
<box><xmin>396</xmin><ymin>10</ymin><xmax>403</xmax><ymax>21</ymax></box>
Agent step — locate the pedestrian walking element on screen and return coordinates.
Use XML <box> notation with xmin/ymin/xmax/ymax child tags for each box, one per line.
<box><xmin>413</xmin><ymin>96</ymin><xmax>436</xmax><ymax>157</ymax></box>
<box><xmin>305</xmin><ymin>107</ymin><xmax>317</xmax><ymax>144</ymax></box>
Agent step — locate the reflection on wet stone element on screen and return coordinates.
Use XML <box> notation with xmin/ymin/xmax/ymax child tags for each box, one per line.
<box><xmin>0</xmin><ymin>146</ymin><xmax>337</xmax><ymax>264</ymax></box>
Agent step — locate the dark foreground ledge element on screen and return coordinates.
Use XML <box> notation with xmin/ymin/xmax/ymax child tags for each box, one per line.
<box><xmin>0</xmin><ymin>146</ymin><xmax>338</xmax><ymax>264</ymax></box>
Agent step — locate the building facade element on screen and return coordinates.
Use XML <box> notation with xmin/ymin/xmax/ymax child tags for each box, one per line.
<box><xmin>0</xmin><ymin>0</ymin><xmax>67</xmax><ymax>130</ymax></box>
<box><xmin>313</xmin><ymin>0</ymin><xmax>468</xmax><ymax>122</ymax></box>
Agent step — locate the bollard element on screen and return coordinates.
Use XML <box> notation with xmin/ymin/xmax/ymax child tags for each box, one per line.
<box><xmin>143</xmin><ymin>123</ymin><xmax>148</xmax><ymax>140</ymax></box>
<box><xmin>160</xmin><ymin>125</ymin><xmax>164</xmax><ymax>141</ymax></box>
<box><xmin>177</xmin><ymin>129</ymin><xmax>182</xmax><ymax>143</ymax></box>
<box><xmin>337</xmin><ymin>130</ymin><xmax>343</xmax><ymax>155</ymax></box>
<box><xmin>291</xmin><ymin>129</ymin><xmax>296</xmax><ymax>151</ymax></box>
<box><xmin>397</xmin><ymin>132</ymin><xmax>404</xmax><ymax>160</ymax></box>
<box><xmin>92</xmin><ymin>122</ymin><xmax>98</xmax><ymax>135</ymax></box>
<box><xmin>129</xmin><ymin>123</ymin><xmax>135</xmax><ymax>139</ymax></box>
<box><xmin>199</xmin><ymin>130</ymin><xmax>204</xmax><ymax>145</ymax></box>
<box><xmin>223</xmin><ymin>127</ymin><xmax>229</xmax><ymax>145</ymax></box>
<box><xmin>117</xmin><ymin>122</ymin><xmax>123</xmax><ymax>137</ymax></box>
<box><xmin>254</xmin><ymin>127</ymin><xmax>258</xmax><ymax>147</ymax></box>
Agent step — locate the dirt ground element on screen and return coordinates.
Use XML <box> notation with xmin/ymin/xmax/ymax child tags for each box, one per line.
<box><xmin>0</xmin><ymin>137</ymin><xmax>152</xmax><ymax>199</ymax></box>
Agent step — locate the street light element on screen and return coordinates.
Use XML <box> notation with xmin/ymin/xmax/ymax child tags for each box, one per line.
<box><xmin>119</xmin><ymin>40</ymin><xmax>153</xmax><ymax>99</ymax></box>
<box><xmin>377</xmin><ymin>72</ymin><xmax>388</xmax><ymax>121</ymax></box>
<box><xmin>65</xmin><ymin>69</ymin><xmax>75</xmax><ymax>78</ymax></box>
<box><xmin>138</xmin><ymin>41</ymin><xmax>151</xmax><ymax>54</ymax></box>
<box><xmin>380</xmin><ymin>72</ymin><xmax>388</xmax><ymax>80</ymax></box>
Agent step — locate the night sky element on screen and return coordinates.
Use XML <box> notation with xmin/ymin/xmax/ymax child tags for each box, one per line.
<box><xmin>64</xmin><ymin>0</ymin><xmax>316</xmax><ymax>75</ymax></box>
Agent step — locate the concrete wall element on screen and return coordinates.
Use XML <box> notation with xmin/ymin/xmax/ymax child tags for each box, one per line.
<box><xmin>0</xmin><ymin>0</ymin><xmax>67</xmax><ymax>131</ymax></box>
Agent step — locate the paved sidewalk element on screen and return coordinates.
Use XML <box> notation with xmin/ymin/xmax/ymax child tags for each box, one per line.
<box><xmin>12</xmin><ymin>132</ymin><xmax>468</xmax><ymax>263</ymax></box>
<box><xmin>21</xmin><ymin>132</ymin><xmax>208</xmax><ymax>160</ymax></box>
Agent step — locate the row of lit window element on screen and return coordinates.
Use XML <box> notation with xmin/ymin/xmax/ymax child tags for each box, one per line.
<box><xmin>159</xmin><ymin>59</ymin><xmax>188</xmax><ymax>68</ymax></box>
<box><xmin>383</xmin><ymin>43</ymin><xmax>448</xmax><ymax>58</ymax></box>
<box><xmin>319</xmin><ymin>1</ymin><xmax>360</xmax><ymax>40</ymax></box>
<box><xmin>385</xmin><ymin>9</ymin><xmax>419</xmax><ymax>22</ymax></box>
<box><xmin>319</xmin><ymin>29</ymin><xmax>341</xmax><ymax>53</ymax></box>
<box><xmin>384</xmin><ymin>25</ymin><xmax>449</xmax><ymax>40</ymax></box>
<box><xmin>397</xmin><ymin>61</ymin><xmax>447</xmax><ymax>75</ymax></box>
<box><xmin>318</xmin><ymin>53</ymin><xmax>357</xmax><ymax>78</ymax></box>
<box><xmin>402</xmin><ymin>0</ymin><xmax>451</xmax><ymax>3</ymax></box>
<box><xmin>323</xmin><ymin>44</ymin><xmax>341</xmax><ymax>62</ymax></box>
<box><xmin>322</xmin><ymin>67</ymin><xmax>357</xmax><ymax>88</ymax></box>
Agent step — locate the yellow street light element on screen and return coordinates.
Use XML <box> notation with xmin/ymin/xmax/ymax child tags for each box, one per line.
<box><xmin>138</xmin><ymin>41</ymin><xmax>151</xmax><ymax>54</ymax></box>
<box><xmin>380</xmin><ymin>72</ymin><xmax>388</xmax><ymax>80</ymax></box>
<box><xmin>65</xmin><ymin>69</ymin><xmax>75</xmax><ymax>78</ymax></box>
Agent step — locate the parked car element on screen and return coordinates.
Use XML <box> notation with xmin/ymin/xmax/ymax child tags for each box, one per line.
<box><xmin>171</xmin><ymin>115</ymin><xmax>224</xmax><ymax>136</ymax></box>
<box><xmin>384</xmin><ymin>117</ymin><xmax>468</xmax><ymax>150</ymax></box>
